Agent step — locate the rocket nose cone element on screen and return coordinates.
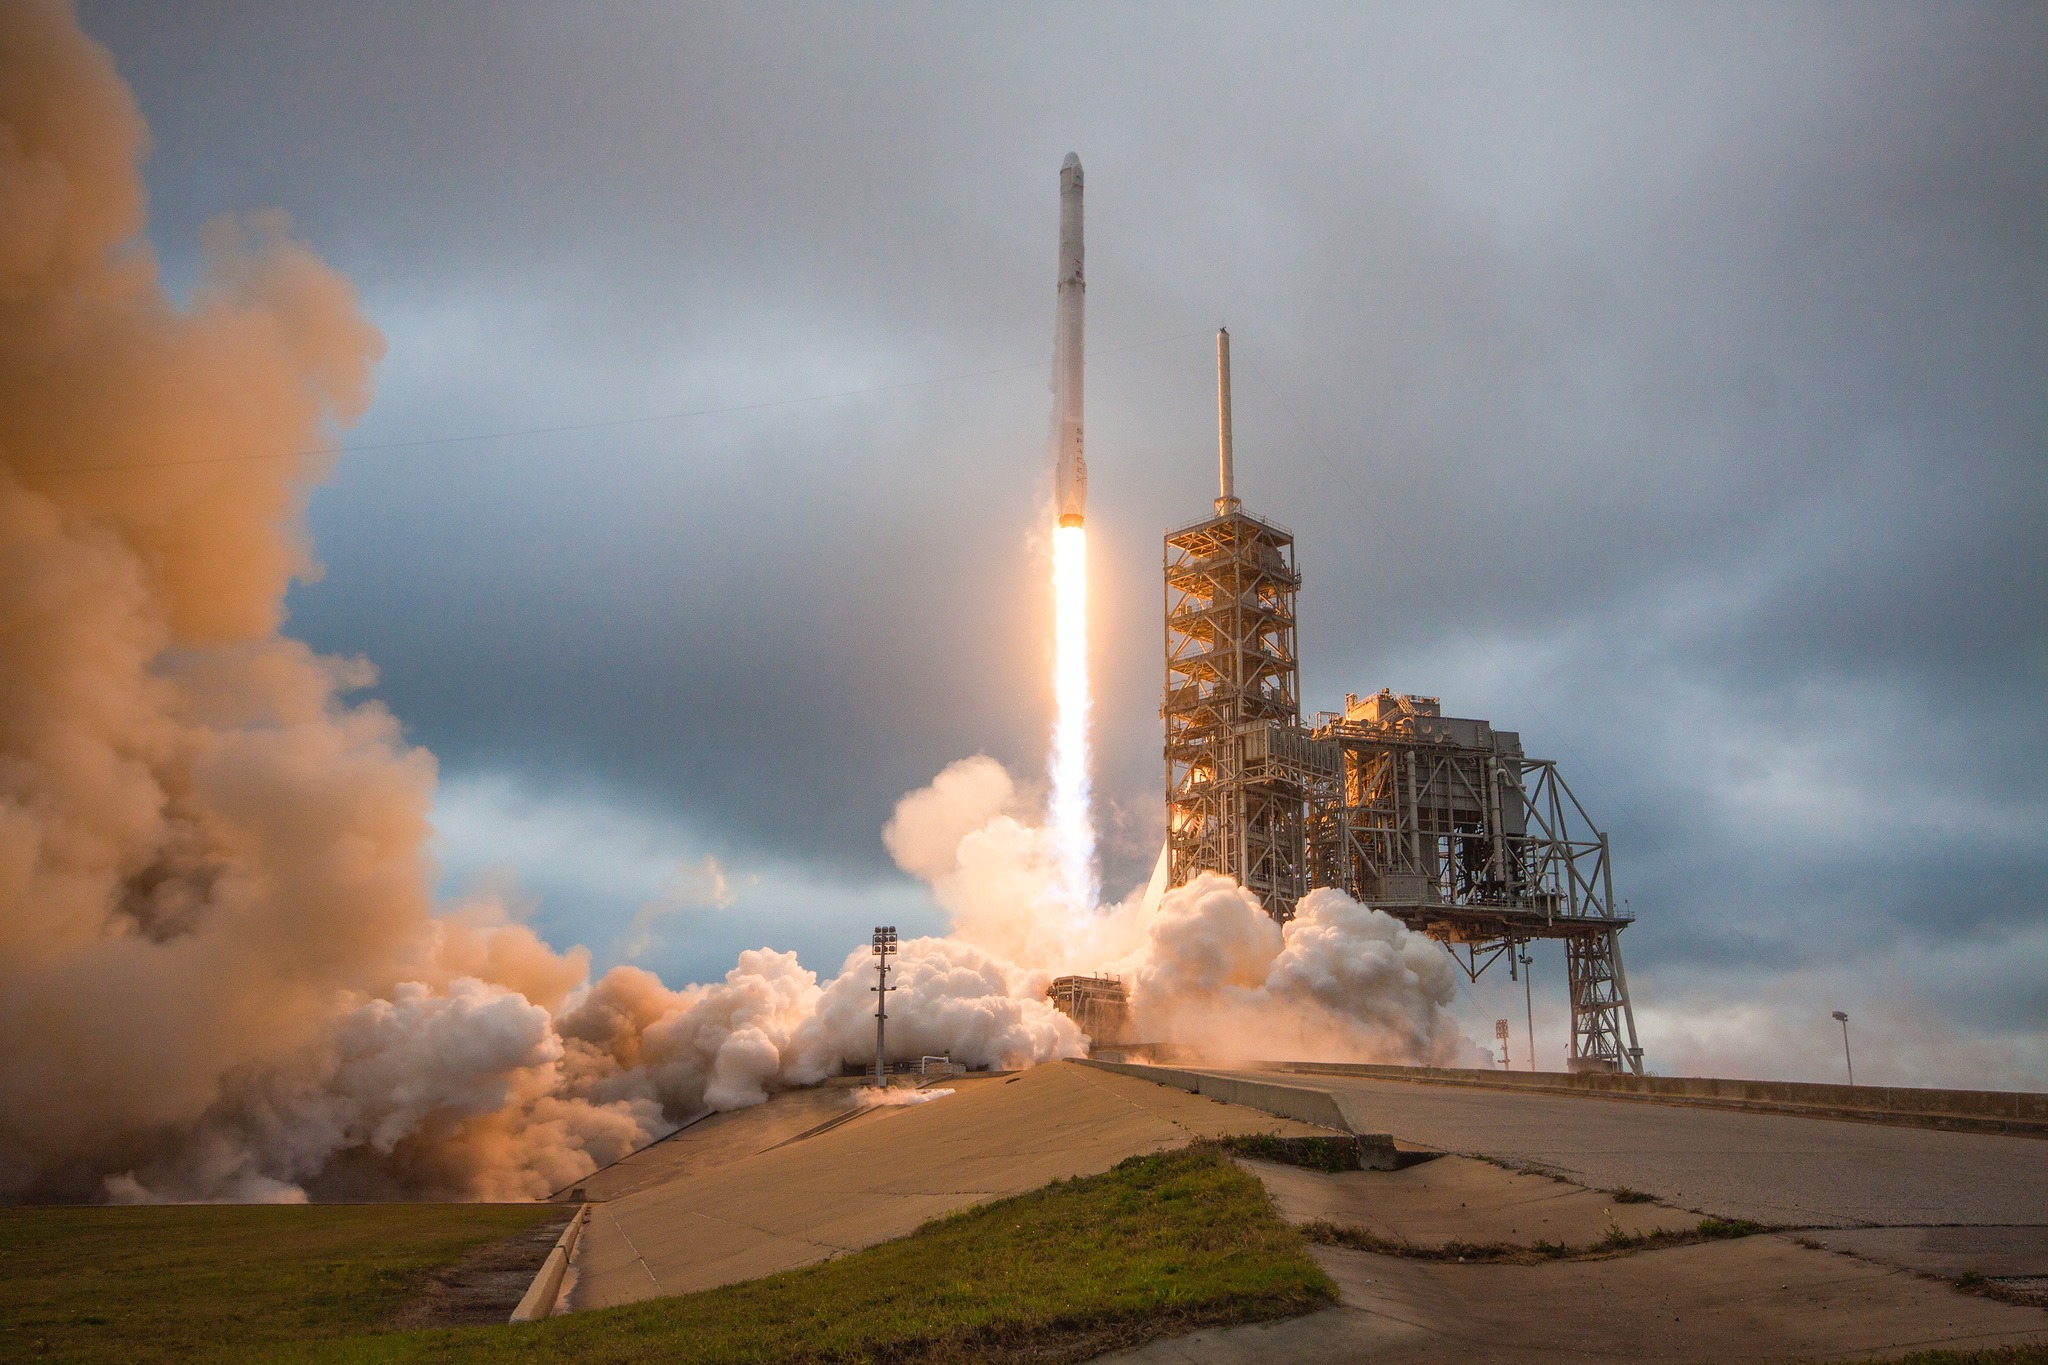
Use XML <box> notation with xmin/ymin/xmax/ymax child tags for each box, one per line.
<box><xmin>1062</xmin><ymin>152</ymin><xmax>1081</xmax><ymax>170</ymax></box>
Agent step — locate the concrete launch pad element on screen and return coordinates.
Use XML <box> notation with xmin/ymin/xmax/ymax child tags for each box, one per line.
<box><xmin>1095</xmin><ymin>1063</ymin><xmax>2048</xmax><ymax>1362</ymax></box>
<box><xmin>1199</xmin><ymin>1065</ymin><xmax>2048</xmax><ymax>1231</ymax></box>
<box><xmin>554</xmin><ymin>1060</ymin><xmax>2047</xmax><ymax>1360</ymax></box>
<box><xmin>1104</xmin><ymin>1235</ymin><xmax>2048</xmax><ymax>1364</ymax></box>
<box><xmin>570</xmin><ymin>1062</ymin><xmax>1335</xmax><ymax>1310</ymax></box>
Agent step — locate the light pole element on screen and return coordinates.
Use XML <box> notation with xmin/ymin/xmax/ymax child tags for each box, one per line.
<box><xmin>872</xmin><ymin>926</ymin><xmax>898</xmax><ymax>1088</ymax></box>
<box><xmin>1495</xmin><ymin>1019</ymin><xmax>1510</xmax><ymax>1069</ymax></box>
<box><xmin>1520</xmin><ymin>944</ymin><xmax>1535</xmax><ymax>1071</ymax></box>
<box><xmin>1831</xmin><ymin>1010</ymin><xmax>1854</xmax><ymax>1086</ymax></box>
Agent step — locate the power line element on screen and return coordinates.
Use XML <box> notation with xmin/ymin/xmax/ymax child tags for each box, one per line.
<box><xmin>23</xmin><ymin>328</ymin><xmax>1212</xmax><ymax>479</ymax></box>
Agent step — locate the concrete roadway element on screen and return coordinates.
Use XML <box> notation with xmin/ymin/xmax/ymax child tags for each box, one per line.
<box><xmin>569</xmin><ymin>1064</ymin><xmax>1335</xmax><ymax>1310</ymax></box>
<box><xmin>1209</xmin><ymin>1067</ymin><xmax>2048</xmax><ymax>1231</ymax></box>
<box><xmin>1098</xmin><ymin>1068</ymin><xmax>2048</xmax><ymax>1363</ymax></box>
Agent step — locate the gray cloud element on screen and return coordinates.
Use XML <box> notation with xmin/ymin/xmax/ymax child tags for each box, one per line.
<box><xmin>78</xmin><ymin>1</ymin><xmax>2048</xmax><ymax>1074</ymax></box>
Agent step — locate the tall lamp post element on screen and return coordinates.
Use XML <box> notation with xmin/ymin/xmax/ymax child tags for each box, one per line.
<box><xmin>872</xmin><ymin>926</ymin><xmax>898</xmax><ymax>1088</ymax></box>
<box><xmin>1831</xmin><ymin>1010</ymin><xmax>1854</xmax><ymax>1086</ymax></box>
<box><xmin>1520</xmin><ymin>944</ymin><xmax>1535</xmax><ymax>1071</ymax></box>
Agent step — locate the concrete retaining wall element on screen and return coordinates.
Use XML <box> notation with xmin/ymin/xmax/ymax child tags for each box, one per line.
<box><xmin>1080</xmin><ymin>1060</ymin><xmax>1358</xmax><ymax>1134</ymax></box>
<box><xmin>510</xmin><ymin>1203</ymin><xmax>587</xmax><ymax>1323</ymax></box>
<box><xmin>1259</xmin><ymin>1061</ymin><xmax>2048</xmax><ymax>1137</ymax></box>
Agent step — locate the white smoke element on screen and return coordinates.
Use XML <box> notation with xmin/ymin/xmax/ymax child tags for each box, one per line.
<box><xmin>0</xmin><ymin>5</ymin><xmax>1476</xmax><ymax>1206</ymax></box>
<box><xmin>856</xmin><ymin>1087</ymin><xmax>955</xmax><ymax>1108</ymax></box>
<box><xmin>888</xmin><ymin>759</ymin><xmax>1489</xmax><ymax>1068</ymax></box>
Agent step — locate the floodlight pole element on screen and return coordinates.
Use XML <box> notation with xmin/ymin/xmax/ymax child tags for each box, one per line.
<box><xmin>1832</xmin><ymin>1010</ymin><xmax>1854</xmax><ymax>1087</ymax></box>
<box><xmin>1520</xmin><ymin>943</ymin><xmax>1535</xmax><ymax>1071</ymax></box>
<box><xmin>872</xmin><ymin>926</ymin><xmax>898</xmax><ymax>1089</ymax></box>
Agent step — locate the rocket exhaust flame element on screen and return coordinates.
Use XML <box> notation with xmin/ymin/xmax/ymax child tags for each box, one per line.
<box><xmin>1050</xmin><ymin>524</ymin><xmax>1096</xmax><ymax>911</ymax></box>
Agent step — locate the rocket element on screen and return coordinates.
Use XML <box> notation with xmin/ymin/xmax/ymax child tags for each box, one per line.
<box><xmin>1053</xmin><ymin>153</ymin><xmax>1086</xmax><ymax>528</ymax></box>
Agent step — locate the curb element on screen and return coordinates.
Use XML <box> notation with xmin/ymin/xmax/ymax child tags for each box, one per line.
<box><xmin>1081</xmin><ymin>1058</ymin><xmax>1390</xmax><ymax>1150</ymax></box>
<box><xmin>1256</xmin><ymin>1062</ymin><xmax>2048</xmax><ymax>1139</ymax></box>
<box><xmin>510</xmin><ymin>1203</ymin><xmax>587</xmax><ymax>1324</ymax></box>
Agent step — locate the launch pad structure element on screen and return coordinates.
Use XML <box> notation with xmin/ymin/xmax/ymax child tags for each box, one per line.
<box><xmin>1160</xmin><ymin>331</ymin><xmax>1644</xmax><ymax>1075</ymax></box>
<box><xmin>1047</xmin><ymin>974</ymin><xmax>1130</xmax><ymax>1048</ymax></box>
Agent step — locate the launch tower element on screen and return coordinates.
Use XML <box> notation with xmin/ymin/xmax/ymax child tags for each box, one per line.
<box><xmin>1163</xmin><ymin>331</ymin><xmax>1341</xmax><ymax>917</ymax></box>
<box><xmin>1162</xmin><ymin>330</ymin><xmax>1643</xmax><ymax>1072</ymax></box>
<box><xmin>1310</xmin><ymin>690</ymin><xmax>1642</xmax><ymax>1073</ymax></box>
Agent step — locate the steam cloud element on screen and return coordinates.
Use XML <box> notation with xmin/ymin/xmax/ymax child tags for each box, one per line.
<box><xmin>0</xmin><ymin>2</ymin><xmax>1478</xmax><ymax>1205</ymax></box>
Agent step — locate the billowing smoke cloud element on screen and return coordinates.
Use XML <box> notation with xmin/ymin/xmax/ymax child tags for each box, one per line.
<box><xmin>888</xmin><ymin>759</ymin><xmax>1487</xmax><ymax>1068</ymax></box>
<box><xmin>0</xmin><ymin>3</ymin><xmax>1475</xmax><ymax>1205</ymax></box>
<box><xmin>0</xmin><ymin>4</ymin><xmax>1083</xmax><ymax>1205</ymax></box>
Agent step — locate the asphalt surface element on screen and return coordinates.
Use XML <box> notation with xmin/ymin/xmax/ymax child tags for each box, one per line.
<box><xmin>1208</xmin><ymin>1068</ymin><xmax>2048</xmax><ymax>1230</ymax></box>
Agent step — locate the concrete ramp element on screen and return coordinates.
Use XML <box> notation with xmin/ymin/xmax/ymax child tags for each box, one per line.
<box><xmin>571</xmin><ymin>1061</ymin><xmax>1339</xmax><ymax>1310</ymax></box>
<box><xmin>565</xmin><ymin>1084</ymin><xmax>860</xmax><ymax>1203</ymax></box>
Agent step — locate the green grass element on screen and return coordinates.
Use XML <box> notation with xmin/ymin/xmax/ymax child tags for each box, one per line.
<box><xmin>1214</xmin><ymin>1133</ymin><xmax>1368</xmax><ymax>1173</ymax></box>
<box><xmin>282</xmin><ymin>1144</ymin><xmax>1329</xmax><ymax>1364</ymax></box>
<box><xmin>0</xmin><ymin>1202</ymin><xmax>558</xmax><ymax>1364</ymax></box>
<box><xmin>1304</xmin><ymin>1214</ymin><xmax>1766</xmax><ymax>1264</ymax></box>
<box><xmin>2</xmin><ymin>1145</ymin><xmax>1332</xmax><ymax>1365</ymax></box>
<box><xmin>1593</xmin><ymin>1215</ymin><xmax>1761</xmax><ymax>1252</ymax></box>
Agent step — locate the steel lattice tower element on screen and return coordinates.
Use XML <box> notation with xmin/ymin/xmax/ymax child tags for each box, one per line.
<box><xmin>1163</xmin><ymin>508</ymin><xmax>1323</xmax><ymax>915</ymax></box>
<box><xmin>1163</xmin><ymin>330</ymin><xmax>1339</xmax><ymax>918</ymax></box>
<box><xmin>1309</xmin><ymin>689</ymin><xmax>1643</xmax><ymax>1073</ymax></box>
<box><xmin>1159</xmin><ymin>329</ymin><xmax>1644</xmax><ymax>1073</ymax></box>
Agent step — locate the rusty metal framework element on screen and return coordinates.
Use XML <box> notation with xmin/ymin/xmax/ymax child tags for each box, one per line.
<box><xmin>1163</xmin><ymin>508</ymin><xmax>1339</xmax><ymax>917</ymax></box>
<box><xmin>1307</xmin><ymin>690</ymin><xmax>1643</xmax><ymax>1074</ymax></box>
<box><xmin>1158</xmin><ymin>333</ymin><xmax>1644</xmax><ymax>1073</ymax></box>
<box><xmin>1046</xmin><ymin>974</ymin><xmax>1130</xmax><ymax>1049</ymax></box>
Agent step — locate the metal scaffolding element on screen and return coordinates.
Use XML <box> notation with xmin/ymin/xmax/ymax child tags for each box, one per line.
<box><xmin>1162</xmin><ymin>507</ymin><xmax>1338</xmax><ymax>918</ymax></box>
<box><xmin>1307</xmin><ymin>690</ymin><xmax>1644</xmax><ymax>1074</ymax></box>
<box><xmin>1157</xmin><ymin>329</ymin><xmax>1645</xmax><ymax>1073</ymax></box>
<box><xmin>1046</xmin><ymin>974</ymin><xmax>1131</xmax><ymax>1049</ymax></box>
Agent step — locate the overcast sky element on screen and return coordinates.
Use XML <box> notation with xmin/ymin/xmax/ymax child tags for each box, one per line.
<box><xmin>77</xmin><ymin>0</ymin><xmax>2047</xmax><ymax>1086</ymax></box>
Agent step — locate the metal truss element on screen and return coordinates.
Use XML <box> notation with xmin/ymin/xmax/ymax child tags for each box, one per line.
<box><xmin>1158</xmin><ymin>508</ymin><xmax>1646</xmax><ymax>1073</ymax></box>
<box><xmin>1046</xmin><ymin>974</ymin><xmax>1131</xmax><ymax>1048</ymax></box>
<box><xmin>1306</xmin><ymin>691</ymin><xmax>1644</xmax><ymax>1074</ymax></box>
<box><xmin>1162</xmin><ymin>508</ymin><xmax>1335</xmax><ymax>918</ymax></box>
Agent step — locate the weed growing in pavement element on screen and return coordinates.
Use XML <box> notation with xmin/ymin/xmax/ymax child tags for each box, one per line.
<box><xmin>1308</xmin><ymin>1215</ymin><xmax>1766</xmax><ymax>1265</ymax></box>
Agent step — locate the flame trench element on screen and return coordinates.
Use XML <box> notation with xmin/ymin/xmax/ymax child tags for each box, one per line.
<box><xmin>1050</xmin><ymin>523</ymin><xmax>1097</xmax><ymax>911</ymax></box>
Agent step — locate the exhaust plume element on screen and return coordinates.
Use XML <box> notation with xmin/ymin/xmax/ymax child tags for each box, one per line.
<box><xmin>0</xmin><ymin>6</ymin><xmax>1477</xmax><ymax>1205</ymax></box>
<box><xmin>887</xmin><ymin>761</ymin><xmax>1488</xmax><ymax>1068</ymax></box>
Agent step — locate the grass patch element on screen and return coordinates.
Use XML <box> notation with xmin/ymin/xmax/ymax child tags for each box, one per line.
<box><xmin>0</xmin><ymin>1202</ymin><xmax>558</xmax><ymax>1364</ymax></box>
<box><xmin>1608</xmin><ymin>1186</ymin><xmax>1656</xmax><ymax>1204</ymax></box>
<box><xmin>1305</xmin><ymin>1215</ymin><xmax>1766</xmax><ymax>1265</ymax></box>
<box><xmin>1595</xmin><ymin>1216</ymin><xmax>1760</xmax><ymax>1252</ymax></box>
<box><xmin>1696</xmin><ymin>1217</ymin><xmax>1761</xmax><ymax>1239</ymax></box>
<box><xmin>1215</xmin><ymin>1133</ymin><xmax>1371</xmax><ymax>1173</ymax></box>
<box><xmin>5</xmin><ymin>1145</ymin><xmax>1331</xmax><ymax>1365</ymax></box>
<box><xmin>1301</xmin><ymin>1222</ymin><xmax>1570</xmax><ymax>1264</ymax></box>
<box><xmin>279</xmin><ymin>1143</ymin><xmax>1332</xmax><ymax>1364</ymax></box>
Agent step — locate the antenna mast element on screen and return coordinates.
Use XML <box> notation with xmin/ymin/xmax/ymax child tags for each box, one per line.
<box><xmin>1216</xmin><ymin>328</ymin><xmax>1240</xmax><ymax>514</ymax></box>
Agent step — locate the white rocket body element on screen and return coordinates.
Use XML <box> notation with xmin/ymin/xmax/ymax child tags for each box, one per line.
<box><xmin>1053</xmin><ymin>153</ymin><xmax>1086</xmax><ymax>528</ymax></box>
